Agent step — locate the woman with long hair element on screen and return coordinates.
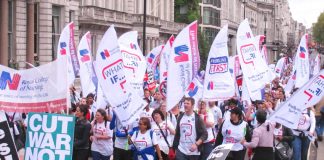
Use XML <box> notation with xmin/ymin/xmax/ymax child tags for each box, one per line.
<box><xmin>90</xmin><ymin>109</ymin><xmax>113</xmax><ymax>160</ymax></box>
<box><xmin>73</xmin><ymin>105</ymin><xmax>91</xmax><ymax>160</ymax></box>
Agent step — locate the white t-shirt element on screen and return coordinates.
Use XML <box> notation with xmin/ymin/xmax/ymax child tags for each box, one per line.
<box><xmin>131</xmin><ymin>130</ymin><xmax>158</xmax><ymax>160</ymax></box>
<box><xmin>178</xmin><ymin>113</ymin><xmax>200</xmax><ymax>155</ymax></box>
<box><xmin>199</xmin><ymin>111</ymin><xmax>215</xmax><ymax>143</ymax></box>
<box><xmin>293</xmin><ymin>109</ymin><xmax>316</xmax><ymax>136</ymax></box>
<box><xmin>150</xmin><ymin>101</ymin><xmax>161</xmax><ymax>109</ymax></box>
<box><xmin>91</xmin><ymin>121</ymin><xmax>113</xmax><ymax>156</ymax></box>
<box><xmin>209</xmin><ymin>106</ymin><xmax>223</xmax><ymax>123</ymax></box>
<box><xmin>114</xmin><ymin>119</ymin><xmax>134</xmax><ymax>150</ymax></box>
<box><xmin>140</xmin><ymin>108</ymin><xmax>154</xmax><ymax>124</ymax></box>
<box><xmin>151</xmin><ymin>120</ymin><xmax>175</xmax><ymax>154</ymax></box>
<box><xmin>221</xmin><ymin>119</ymin><xmax>247</xmax><ymax>151</ymax></box>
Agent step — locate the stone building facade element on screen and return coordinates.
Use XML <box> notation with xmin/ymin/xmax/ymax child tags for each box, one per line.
<box><xmin>0</xmin><ymin>0</ymin><xmax>185</xmax><ymax>69</ymax></box>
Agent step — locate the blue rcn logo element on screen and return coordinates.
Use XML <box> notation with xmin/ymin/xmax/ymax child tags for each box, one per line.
<box><xmin>209</xmin><ymin>56</ymin><xmax>228</xmax><ymax>74</ymax></box>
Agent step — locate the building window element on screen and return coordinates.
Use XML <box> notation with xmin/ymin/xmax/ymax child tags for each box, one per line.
<box><xmin>52</xmin><ymin>6</ymin><xmax>61</xmax><ymax>60</ymax></box>
<box><xmin>204</xmin><ymin>28</ymin><xmax>219</xmax><ymax>45</ymax></box>
<box><xmin>34</xmin><ymin>3</ymin><xmax>39</xmax><ymax>65</ymax></box>
<box><xmin>203</xmin><ymin>0</ymin><xmax>221</xmax><ymax>8</ymax></box>
<box><xmin>203</xmin><ymin>7</ymin><xmax>221</xmax><ymax>26</ymax></box>
<box><xmin>8</xmin><ymin>0</ymin><xmax>14</xmax><ymax>65</ymax></box>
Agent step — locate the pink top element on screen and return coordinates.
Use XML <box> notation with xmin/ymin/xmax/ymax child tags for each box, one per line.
<box><xmin>243</xmin><ymin>122</ymin><xmax>275</xmax><ymax>148</ymax></box>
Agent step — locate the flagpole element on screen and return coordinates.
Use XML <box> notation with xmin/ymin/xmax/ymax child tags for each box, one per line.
<box><xmin>143</xmin><ymin>0</ymin><xmax>147</xmax><ymax>56</ymax></box>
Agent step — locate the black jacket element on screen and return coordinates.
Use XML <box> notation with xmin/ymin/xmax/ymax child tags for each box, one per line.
<box><xmin>74</xmin><ymin>118</ymin><xmax>91</xmax><ymax>150</ymax></box>
<box><xmin>172</xmin><ymin>112</ymin><xmax>208</xmax><ymax>151</ymax></box>
<box><xmin>280</xmin><ymin>126</ymin><xmax>294</xmax><ymax>147</ymax></box>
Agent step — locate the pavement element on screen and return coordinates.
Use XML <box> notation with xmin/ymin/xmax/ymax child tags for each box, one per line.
<box><xmin>317</xmin><ymin>139</ymin><xmax>324</xmax><ymax>160</ymax></box>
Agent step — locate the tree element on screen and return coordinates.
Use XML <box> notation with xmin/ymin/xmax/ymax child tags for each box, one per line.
<box><xmin>313</xmin><ymin>12</ymin><xmax>324</xmax><ymax>45</ymax></box>
<box><xmin>175</xmin><ymin>0</ymin><xmax>209</xmax><ymax>70</ymax></box>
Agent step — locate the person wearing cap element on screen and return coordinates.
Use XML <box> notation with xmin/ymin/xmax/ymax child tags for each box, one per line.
<box><xmin>241</xmin><ymin>110</ymin><xmax>275</xmax><ymax>160</ymax></box>
<box><xmin>216</xmin><ymin>107</ymin><xmax>251</xmax><ymax>160</ymax></box>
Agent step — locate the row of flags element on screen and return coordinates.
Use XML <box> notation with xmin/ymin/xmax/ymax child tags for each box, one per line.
<box><xmin>0</xmin><ymin>19</ymin><xmax>323</xmax><ymax>128</ymax></box>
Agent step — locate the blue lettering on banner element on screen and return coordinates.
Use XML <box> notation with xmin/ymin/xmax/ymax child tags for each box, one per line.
<box><xmin>209</xmin><ymin>56</ymin><xmax>228</xmax><ymax>74</ymax></box>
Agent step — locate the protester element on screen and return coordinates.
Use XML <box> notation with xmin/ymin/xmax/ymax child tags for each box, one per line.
<box><xmin>129</xmin><ymin>117</ymin><xmax>163</xmax><ymax>160</ymax></box>
<box><xmin>159</xmin><ymin>102</ymin><xmax>177</xmax><ymax>128</ymax></box>
<box><xmin>110</xmin><ymin>113</ymin><xmax>137</xmax><ymax>160</ymax></box>
<box><xmin>90</xmin><ymin>109</ymin><xmax>113</xmax><ymax>160</ymax></box>
<box><xmin>241</xmin><ymin>110</ymin><xmax>275</xmax><ymax>160</ymax></box>
<box><xmin>151</xmin><ymin>109</ymin><xmax>176</xmax><ymax>159</ymax></box>
<box><xmin>208</xmin><ymin>101</ymin><xmax>223</xmax><ymax>132</ymax></box>
<box><xmin>70</xmin><ymin>85</ymin><xmax>80</xmax><ymax>105</ymax></box>
<box><xmin>141</xmin><ymin>98</ymin><xmax>154</xmax><ymax>124</ymax></box>
<box><xmin>144</xmin><ymin>89</ymin><xmax>154</xmax><ymax>102</ymax></box>
<box><xmin>86</xmin><ymin>93</ymin><xmax>96</xmax><ymax>121</ymax></box>
<box><xmin>292</xmin><ymin>107</ymin><xmax>316</xmax><ymax>160</ymax></box>
<box><xmin>223</xmin><ymin>98</ymin><xmax>242</xmax><ymax>121</ymax></box>
<box><xmin>216</xmin><ymin>107</ymin><xmax>251</xmax><ymax>160</ymax></box>
<box><xmin>274</xmin><ymin>123</ymin><xmax>294</xmax><ymax>160</ymax></box>
<box><xmin>73</xmin><ymin>104</ymin><xmax>91</xmax><ymax>160</ymax></box>
<box><xmin>198</xmin><ymin>100</ymin><xmax>216</xmax><ymax>160</ymax></box>
<box><xmin>150</xmin><ymin>90</ymin><xmax>164</xmax><ymax>109</ymax></box>
<box><xmin>172</xmin><ymin>97</ymin><xmax>208</xmax><ymax>160</ymax></box>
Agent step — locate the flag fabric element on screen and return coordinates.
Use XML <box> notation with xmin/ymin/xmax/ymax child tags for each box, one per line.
<box><xmin>313</xmin><ymin>54</ymin><xmax>321</xmax><ymax>76</ymax></box>
<box><xmin>56</xmin><ymin>22</ymin><xmax>79</xmax><ymax>85</ymax></box>
<box><xmin>146</xmin><ymin>45</ymin><xmax>164</xmax><ymax>74</ymax></box>
<box><xmin>167</xmin><ymin>21</ymin><xmax>200</xmax><ymax>111</ymax></box>
<box><xmin>118</xmin><ymin>31</ymin><xmax>147</xmax><ymax>97</ymax></box>
<box><xmin>202</xmin><ymin>25</ymin><xmax>235</xmax><ymax>100</ymax></box>
<box><xmin>275</xmin><ymin>57</ymin><xmax>286</xmax><ymax>78</ymax></box>
<box><xmin>160</xmin><ymin>36</ymin><xmax>175</xmax><ymax>83</ymax></box>
<box><xmin>295</xmin><ymin>34</ymin><xmax>310</xmax><ymax>88</ymax></box>
<box><xmin>236</xmin><ymin>19</ymin><xmax>270</xmax><ymax>96</ymax></box>
<box><xmin>0</xmin><ymin>60</ymin><xmax>68</xmax><ymax>113</ymax></box>
<box><xmin>269</xmin><ymin>70</ymin><xmax>324</xmax><ymax>129</ymax></box>
<box><xmin>77</xmin><ymin>31</ymin><xmax>97</xmax><ymax>96</ymax></box>
<box><xmin>185</xmin><ymin>77</ymin><xmax>203</xmax><ymax>110</ymax></box>
<box><xmin>94</xmin><ymin>26</ymin><xmax>146</xmax><ymax>126</ymax></box>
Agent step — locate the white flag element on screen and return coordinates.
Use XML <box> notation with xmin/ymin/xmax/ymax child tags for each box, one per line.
<box><xmin>203</xmin><ymin>25</ymin><xmax>235</xmax><ymax>100</ymax></box>
<box><xmin>147</xmin><ymin>45</ymin><xmax>164</xmax><ymax>72</ymax></box>
<box><xmin>56</xmin><ymin>22</ymin><xmax>79</xmax><ymax>85</ymax></box>
<box><xmin>313</xmin><ymin>54</ymin><xmax>321</xmax><ymax>76</ymax></box>
<box><xmin>269</xmin><ymin>70</ymin><xmax>324</xmax><ymax>129</ymax></box>
<box><xmin>77</xmin><ymin>32</ymin><xmax>97</xmax><ymax>96</ymax></box>
<box><xmin>295</xmin><ymin>34</ymin><xmax>310</xmax><ymax>88</ymax></box>
<box><xmin>118</xmin><ymin>31</ymin><xmax>147</xmax><ymax>97</ymax></box>
<box><xmin>160</xmin><ymin>36</ymin><xmax>175</xmax><ymax>83</ymax></box>
<box><xmin>275</xmin><ymin>57</ymin><xmax>286</xmax><ymax>78</ymax></box>
<box><xmin>237</xmin><ymin>19</ymin><xmax>269</xmax><ymax>96</ymax></box>
<box><xmin>94</xmin><ymin>26</ymin><xmax>146</xmax><ymax>126</ymax></box>
<box><xmin>167</xmin><ymin>21</ymin><xmax>200</xmax><ymax>111</ymax></box>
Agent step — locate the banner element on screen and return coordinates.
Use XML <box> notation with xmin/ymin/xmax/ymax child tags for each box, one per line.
<box><xmin>94</xmin><ymin>26</ymin><xmax>146</xmax><ymax>126</ymax></box>
<box><xmin>118</xmin><ymin>31</ymin><xmax>147</xmax><ymax>97</ymax></box>
<box><xmin>295</xmin><ymin>34</ymin><xmax>310</xmax><ymax>88</ymax></box>
<box><xmin>0</xmin><ymin>111</ymin><xmax>19</xmax><ymax>160</ymax></box>
<box><xmin>261</xmin><ymin>45</ymin><xmax>268</xmax><ymax>65</ymax></box>
<box><xmin>255</xmin><ymin>35</ymin><xmax>265</xmax><ymax>52</ymax></box>
<box><xmin>77</xmin><ymin>31</ymin><xmax>97</xmax><ymax>96</ymax></box>
<box><xmin>160</xmin><ymin>35</ymin><xmax>175</xmax><ymax>83</ymax></box>
<box><xmin>313</xmin><ymin>54</ymin><xmax>321</xmax><ymax>76</ymax></box>
<box><xmin>207</xmin><ymin>144</ymin><xmax>233</xmax><ymax>160</ymax></box>
<box><xmin>185</xmin><ymin>77</ymin><xmax>203</xmax><ymax>110</ymax></box>
<box><xmin>24</xmin><ymin>113</ymin><xmax>75</xmax><ymax>160</ymax></box>
<box><xmin>269</xmin><ymin>70</ymin><xmax>324</xmax><ymax>129</ymax></box>
<box><xmin>146</xmin><ymin>45</ymin><xmax>164</xmax><ymax>74</ymax></box>
<box><xmin>203</xmin><ymin>25</ymin><xmax>235</xmax><ymax>100</ymax></box>
<box><xmin>167</xmin><ymin>21</ymin><xmax>200</xmax><ymax>111</ymax></box>
<box><xmin>0</xmin><ymin>60</ymin><xmax>67</xmax><ymax>113</ymax></box>
<box><xmin>236</xmin><ymin>19</ymin><xmax>270</xmax><ymax>96</ymax></box>
<box><xmin>56</xmin><ymin>22</ymin><xmax>79</xmax><ymax>85</ymax></box>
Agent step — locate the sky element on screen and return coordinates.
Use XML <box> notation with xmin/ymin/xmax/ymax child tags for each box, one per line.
<box><xmin>288</xmin><ymin>0</ymin><xmax>324</xmax><ymax>28</ymax></box>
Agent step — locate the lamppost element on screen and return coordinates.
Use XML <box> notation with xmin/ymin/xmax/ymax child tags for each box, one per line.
<box><xmin>264</xmin><ymin>14</ymin><xmax>267</xmax><ymax>44</ymax></box>
<box><xmin>143</xmin><ymin>0</ymin><xmax>147</xmax><ymax>56</ymax></box>
<box><xmin>243</xmin><ymin>0</ymin><xmax>246</xmax><ymax>19</ymax></box>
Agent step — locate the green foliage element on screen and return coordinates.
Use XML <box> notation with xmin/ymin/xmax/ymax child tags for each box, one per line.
<box><xmin>175</xmin><ymin>0</ymin><xmax>209</xmax><ymax>70</ymax></box>
<box><xmin>313</xmin><ymin>12</ymin><xmax>324</xmax><ymax>45</ymax></box>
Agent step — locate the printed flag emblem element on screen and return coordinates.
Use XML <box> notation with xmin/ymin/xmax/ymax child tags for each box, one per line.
<box><xmin>60</xmin><ymin>42</ymin><xmax>67</xmax><ymax>55</ymax></box>
<box><xmin>0</xmin><ymin>71</ymin><xmax>21</xmax><ymax>90</ymax></box>
<box><xmin>174</xmin><ymin>45</ymin><xmax>189</xmax><ymax>63</ymax></box>
<box><xmin>100</xmin><ymin>49</ymin><xmax>110</xmax><ymax>60</ymax></box>
<box><xmin>79</xmin><ymin>49</ymin><xmax>90</xmax><ymax>62</ymax></box>
<box><xmin>187</xmin><ymin>82</ymin><xmax>198</xmax><ymax>97</ymax></box>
